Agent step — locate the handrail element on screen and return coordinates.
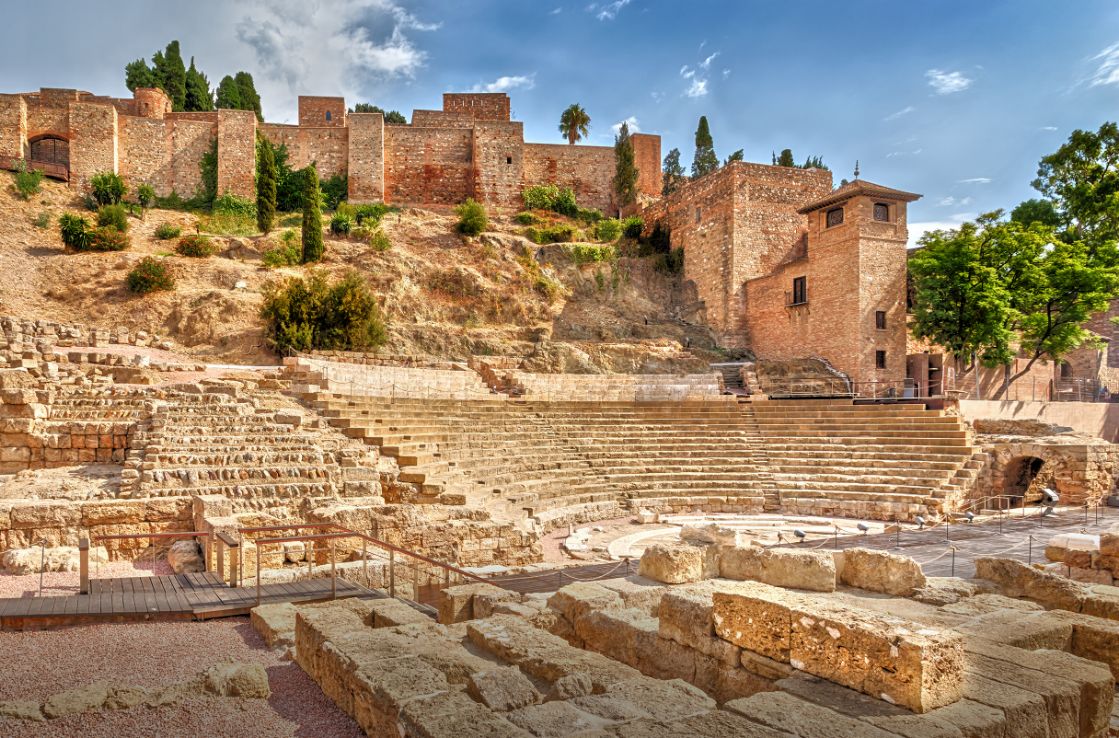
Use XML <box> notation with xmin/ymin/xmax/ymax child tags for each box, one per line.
<box><xmin>331</xmin><ymin>525</ymin><xmax>491</xmax><ymax>584</ymax></box>
<box><xmin>83</xmin><ymin>530</ymin><xmax>213</xmax><ymax>593</ymax></box>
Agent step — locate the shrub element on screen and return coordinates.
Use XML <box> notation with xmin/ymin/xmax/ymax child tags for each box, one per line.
<box><xmin>88</xmin><ymin>226</ymin><xmax>131</xmax><ymax>251</ymax></box>
<box><xmin>362</xmin><ymin>228</ymin><xmax>391</xmax><ymax>252</ymax></box>
<box><xmin>456</xmin><ymin>198</ymin><xmax>488</xmax><ymax>236</ymax></box>
<box><xmin>321</xmin><ymin>173</ymin><xmax>348</xmax><ymax>211</ymax></box>
<box><xmin>622</xmin><ymin>216</ymin><xmax>644</xmax><ymax>239</ymax></box>
<box><xmin>262</xmin><ymin>230</ymin><xmax>301</xmax><ymax>267</ymax></box>
<box><xmin>339</xmin><ymin>202</ymin><xmax>393</xmax><ymax>226</ymax></box>
<box><xmin>136</xmin><ymin>183</ymin><xmax>156</xmax><ymax>210</ymax></box>
<box><xmin>566</xmin><ymin>243</ymin><xmax>616</xmax><ymax>265</ymax></box>
<box><xmin>31</xmin><ymin>211</ymin><xmax>50</xmax><ymax>229</ymax></box>
<box><xmin>576</xmin><ymin>207</ymin><xmax>603</xmax><ymax>225</ymax></box>
<box><xmin>13</xmin><ymin>160</ymin><xmax>43</xmax><ymax>200</ymax></box>
<box><xmin>655</xmin><ymin>246</ymin><xmax>685</xmax><ymax>275</ymax></box>
<box><xmin>97</xmin><ymin>204</ymin><xmax>129</xmax><ymax>233</ymax></box>
<box><xmin>525</xmin><ymin>223</ymin><xmax>578</xmax><ymax>244</ymax></box>
<box><xmin>521</xmin><ymin>184</ymin><xmax>579</xmax><ymax>217</ymax></box>
<box><xmin>514</xmin><ymin>211</ymin><xmax>539</xmax><ymax>226</ymax></box>
<box><xmin>90</xmin><ymin>171</ymin><xmax>127</xmax><ymax>206</ymax></box>
<box><xmin>553</xmin><ymin>187</ymin><xmax>578</xmax><ymax>217</ymax></box>
<box><xmin>593</xmin><ymin>218</ymin><xmax>623</xmax><ymax>242</ymax></box>
<box><xmin>127</xmin><ymin>257</ymin><xmax>174</xmax><ymax>293</ymax></box>
<box><xmin>330</xmin><ymin>212</ymin><xmax>353</xmax><ymax>236</ymax></box>
<box><xmin>59</xmin><ymin>213</ymin><xmax>92</xmax><ymax>251</ymax></box>
<box><xmin>155</xmin><ymin>223</ymin><xmax>182</xmax><ymax>240</ymax></box>
<box><xmin>212</xmin><ymin>193</ymin><xmax>257</xmax><ymax>218</ymax></box>
<box><xmin>176</xmin><ymin>234</ymin><xmax>217</xmax><ymax>258</ymax></box>
<box><xmin>261</xmin><ymin>271</ymin><xmax>386</xmax><ymax>355</ymax></box>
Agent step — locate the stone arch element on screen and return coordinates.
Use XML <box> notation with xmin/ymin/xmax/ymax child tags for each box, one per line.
<box><xmin>1003</xmin><ymin>455</ymin><xmax>1046</xmax><ymax>506</ymax></box>
<box><xmin>27</xmin><ymin>134</ymin><xmax>70</xmax><ymax>180</ymax></box>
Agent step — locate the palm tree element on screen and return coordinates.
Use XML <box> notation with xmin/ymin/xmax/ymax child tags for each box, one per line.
<box><xmin>558</xmin><ymin>104</ymin><xmax>591</xmax><ymax>145</ymax></box>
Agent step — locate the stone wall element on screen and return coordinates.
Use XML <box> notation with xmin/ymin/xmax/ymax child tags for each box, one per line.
<box><xmin>523</xmin><ymin>143</ymin><xmax>616</xmax><ymax>213</ymax></box>
<box><xmin>68</xmin><ymin>102</ymin><xmax>118</xmax><ymax>191</ymax></box>
<box><xmin>216</xmin><ymin>109</ymin><xmax>256</xmax><ymax>198</ymax></box>
<box><xmin>975</xmin><ymin>435</ymin><xmax>1119</xmax><ymax>506</ymax></box>
<box><xmin>346</xmin><ymin>112</ymin><xmax>384</xmax><ymax>203</ymax></box>
<box><xmin>631</xmin><ymin>133</ymin><xmax>662</xmax><ymax>199</ymax></box>
<box><xmin>133</xmin><ymin>87</ymin><xmax>171</xmax><ymax>119</ymax></box>
<box><xmin>412</xmin><ymin>109</ymin><xmax>475</xmax><ymax>128</ymax></box>
<box><xmin>118</xmin><ymin>114</ymin><xmax>215</xmax><ymax>198</ymax></box>
<box><xmin>0</xmin><ymin>497</ymin><xmax>191</xmax><ymax>556</ymax></box>
<box><xmin>472</xmin><ymin>121</ymin><xmax>524</xmax><ymax>209</ymax></box>
<box><xmin>0</xmin><ymin>94</ymin><xmax>27</xmax><ymax>162</ymax></box>
<box><xmin>383</xmin><ymin>125</ymin><xmax>473</xmax><ymax>205</ymax></box>
<box><xmin>442</xmin><ymin>92</ymin><xmax>510</xmax><ymax>121</ymax></box>
<box><xmin>297</xmin><ymin>96</ymin><xmax>346</xmax><ymax>127</ymax></box>
<box><xmin>260</xmin><ymin>123</ymin><xmax>348</xmax><ymax>179</ymax></box>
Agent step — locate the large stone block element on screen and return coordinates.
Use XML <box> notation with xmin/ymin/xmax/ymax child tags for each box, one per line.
<box><xmin>974</xmin><ymin>557</ymin><xmax>1087</xmax><ymax>612</ymax></box>
<box><xmin>638</xmin><ymin>542</ymin><xmax>716</xmax><ymax>584</ymax></box>
<box><xmin>833</xmin><ymin>547</ymin><xmax>926</xmax><ymax>596</ymax></box>
<box><xmin>466</xmin><ymin>666</ymin><xmax>541</xmax><ymax>712</ymax></box>
<box><xmin>437</xmin><ymin>582</ymin><xmax>514</xmax><ymax>624</ymax></box>
<box><xmin>719</xmin><ymin>545</ymin><xmax>836</xmax><ymax>592</ymax></box>
<box><xmin>725</xmin><ymin>691</ymin><xmax>900</xmax><ymax>738</ymax></box>
<box><xmin>547</xmin><ymin>582</ymin><xmax>622</xmax><ymax>624</ymax></box>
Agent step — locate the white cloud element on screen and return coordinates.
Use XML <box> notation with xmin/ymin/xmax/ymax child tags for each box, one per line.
<box><xmin>1089</xmin><ymin>42</ymin><xmax>1119</xmax><ymax>87</ymax></box>
<box><xmin>588</xmin><ymin>0</ymin><xmax>630</xmax><ymax>20</ymax></box>
<box><xmin>886</xmin><ymin>148</ymin><xmax>923</xmax><ymax>158</ymax></box>
<box><xmin>680</xmin><ymin>55</ymin><xmax>716</xmax><ymax>98</ymax></box>
<box><xmin>957</xmin><ymin>177</ymin><xmax>992</xmax><ymax>184</ymax></box>
<box><xmin>722</xmin><ymin>68</ymin><xmax>731</xmax><ymax>78</ymax></box>
<box><xmin>235</xmin><ymin>0</ymin><xmax>438</xmax><ymax>120</ymax></box>
<box><xmin>884</xmin><ymin>105</ymin><xmax>915</xmax><ymax>122</ymax></box>
<box><xmin>471</xmin><ymin>74</ymin><xmax>535</xmax><ymax>93</ymax></box>
<box><xmin>685</xmin><ymin>78</ymin><xmax>708</xmax><ymax>98</ymax></box>
<box><xmin>1040</xmin><ymin>125</ymin><xmax>1058</xmax><ymax>131</ymax></box>
<box><xmin>937</xmin><ymin>196</ymin><xmax>972</xmax><ymax>207</ymax></box>
<box><xmin>700</xmin><ymin>52</ymin><xmax>719</xmax><ymax>70</ymax></box>
<box><xmin>611</xmin><ymin>116</ymin><xmax>639</xmax><ymax>135</ymax></box>
<box><xmin>650</xmin><ymin>91</ymin><xmax>664</xmax><ymax>103</ymax></box>
<box><xmin>550</xmin><ymin>7</ymin><xmax>563</xmax><ymax>14</ymax></box>
<box><xmin>925</xmin><ymin>68</ymin><xmax>973</xmax><ymax>95</ymax></box>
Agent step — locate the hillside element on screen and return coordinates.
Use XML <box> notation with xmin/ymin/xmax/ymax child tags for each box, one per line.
<box><xmin>0</xmin><ymin>178</ymin><xmax>720</xmax><ymax>370</ymax></box>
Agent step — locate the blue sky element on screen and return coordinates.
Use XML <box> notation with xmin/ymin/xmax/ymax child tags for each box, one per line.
<box><xmin>2</xmin><ymin>0</ymin><xmax>1117</xmax><ymax>243</ymax></box>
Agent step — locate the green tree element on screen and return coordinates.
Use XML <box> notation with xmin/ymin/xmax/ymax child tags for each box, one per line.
<box><xmin>256</xmin><ymin>135</ymin><xmax>278</xmax><ymax>233</ymax></box>
<box><xmin>152</xmin><ymin>40</ymin><xmax>187</xmax><ymax>111</ymax></box>
<box><xmin>1010</xmin><ymin>198</ymin><xmax>1060</xmax><ymax>228</ymax></box>
<box><xmin>691</xmin><ymin>116</ymin><xmax>718</xmax><ymax>178</ymax></box>
<box><xmin>724</xmin><ymin>149</ymin><xmax>744</xmax><ymax>165</ymax></box>
<box><xmin>215</xmin><ymin>75</ymin><xmax>243</xmax><ymax>110</ymax></box>
<box><xmin>613</xmin><ymin>121</ymin><xmax>639</xmax><ymax>208</ymax></box>
<box><xmin>559</xmin><ymin>104</ymin><xmax>591</xmax><ymax>145</ymax></box>
<box><xmin>801</xmin><ymin>155</ymin><xmax>828</xmax><ymax>170</ymax></box>
<box><xmin>1032</xmin><ymin>122</ymin><xmax>1119</xmax><ymax>247</ymax></box>
<box><xmin>662</xmin><ymin>148</ymin><xmax>686</xmax><ymax>196</ymax></box>
<box><xmin>301</xmin><ymin>167</ymin><xmax>324</xmax><ymax>263</ymax></box>
<box><xmin>234</xmin><ymin>72</ymin><xmax>262</xmax><ymax>120</ymax></box>
<box><xmin>124</xmin><ymin>59</ymin><xmax>157</xmax><ymax>92</ymax></box>
<box><xmin>776</xmin><ymin>148</ymin><xmax>795</xmax><ymax>167</ymax></box>
<box><xmin>350</xmin><ymin>103</ymin><xmax>406</xmax><ymax>124</ymax></box>
<box><xmin>184</xmin><ymin>58</ymin><xmax>213</xmax><ymax>112</ymax></box>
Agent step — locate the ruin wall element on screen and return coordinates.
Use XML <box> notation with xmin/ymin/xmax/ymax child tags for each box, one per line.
<box><xmin>472</xmin><ymin>121</ymin><xmax>524</xmax><ymax>209</ymax></box>
<box><xmin>216</xmin><ymin>109</ymin><xmax>256</xmax><ymax>198</ymax></box>
<box><xmin>522</xmin><ymin>142</ymin><xmax>615</xmax><ymax>213</ymax></box>
<box><xmin>383</xmin><ymin>125</ymin><xmax>473</xmax><ymax>205</ymax></box>
<box><xmin>260</xmin><ymin>123</ymin><xmax>349</xmax><ymax>179</ymax></box>
<box><xmin>412</xmin><ymin>109</ymin><xmax>475</xmax><ymax>128</ymax></box>
<box><xmin>346</xmin><ymin>112</ymin><xmax>384</xmax><ymax>203</ymax></box>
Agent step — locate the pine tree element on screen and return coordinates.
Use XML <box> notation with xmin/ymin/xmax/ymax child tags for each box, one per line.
<box><xmin>613</xmin><ymin>122</ymin><xmax>639</xmax><ymax>208</ymax></box>
<box><xmin>777</xmin><ymin>148</ymin><xmax>795</xmax><ymax>167</ymax></box>
<box><xmin>691</xmin><ymin>116</ymin><xmax>718</xmax><ymax>178</ymax></box>
<box><xmin>184</xmin><ymin>58</ymin><xmax>213</xmax><ymax>112</ymax></box>
<box><xmin>724</xmin><ymin>149</ymin><xmax>744</xmax><ymax>165</ymax></box>
<box><xmin>125</xmin><ymin>59</ymin><xmax>157</xmax><ymax>92</ymax></box>
<box><xmin>257</xmin><ymin>136</ymin><xmax>278</xmax><ymax>234</ymax></box>
<box><xmin>234</xmin><ymin>72</ymin><xmax>262</xmax><ymax>120</ymax></box>
<box><xmin>215</xmin><ymin>75</ymin><xmax>243</xmax><ymax>110</ymax></box>
<box><xmin>153</xmin><ymin>41</ymin><xmax>187</xmax><ymax>111</ymax></box>
<box><xmin>301</xmin><ymin>166</ymin><xmax>324</xmax><ymax>263</ymax></box>
<box><xmin>662</xmin><ymin>148</ymin><xmax>686</xmax><ymax>196</ymax></box>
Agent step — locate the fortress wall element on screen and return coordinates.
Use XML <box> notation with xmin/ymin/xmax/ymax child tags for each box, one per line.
<box><xmin>0</xmin><ymin>95</ymin><xmax>27</xmax><ymax>162</ymax></box>
<box><xmin>298</xmin><ymin>96</ymin><xmax>346</xmax><ymax>127</ymax></box>
<box><xmin>733</xmin><ymin>164</ymin><xmax>831</xmax><ymax>276</ymax></box>
<box><xmin>522</xmin><ymin>142</ymin><xmax>615</xmax><ymax>213</ymax></box>
<box><xmin>260</xmin><ymin>123</ymin><xmax>349</xmax><ymax>179</ymax></box>
<box><xmin>347</xmin><ymin>112</ymin><xmax>384</xmax><ymax>203</ymax></box>
<box><xmin>216</xmin><ymin>109</ymin><xmax>256</xmax><ymax>198</ymax></box>
<box><xmin>442</xmin><ymin>92</ymin><xmax>510</xmax><ymax>121</ymax></box>
<box><xmin>472</xmin><ymin>121</ymin><xmax>524</xmax><ymax>209</ymax></box>
<box><xmin>68</xmin><ymin>102</ymin><xmax>118</xmax><ymax>191</ymax></box>
<box><xmin>168</xmin><ymin>117</ymin><xmax>216</xmax><ymax>200</ymax></box>
<box><xmin>118</xmin><ymin>115</ymin><xmax>215</xmax><ymax>198</ymax></box>
<box><xmin>631</xmin><ymin>133</ymin><xmax>662</xmax><ymax>198</ymax></box>
<box><xmin>24</xmin><ymin>95</ymin><xmax>71</xmax><ymax>140</ymax></box>
<box><xmin>383</xmin><ymin>125</ymin><xmax>473</xmax><ymax>205</ymax></box>
<box><xmin>412</xmin><ymin>109</ymin><xmax>475</xmax><ymax>128</ymax></box>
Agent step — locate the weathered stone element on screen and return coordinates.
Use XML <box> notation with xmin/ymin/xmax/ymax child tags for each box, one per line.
<box><xmin>250</xmin><ymin>602</ymin><xmax>297</xmax><ymax>649</ymax></box>
<box><xmin>834</xmin><ymin>547</ymin><xmax>926</xmax><ymax>596</ymax></box>
<box><xmin>725</xmin><ymin>691</ymin><xmax>900</xmax><ymax>738</ymax></box>
<box><xmin>911</xmin><ymin>577</ymin><xmax>978</xmax><ymax>606</ymax></box>
<box><xmin>547</xmin><ymin>582</ymin><xmax>622</xmax><ymax>623</ymax></box>
<box><xmin>719</xmin><ymin>545</ymin><xmax>836</xmax><ymax>591</ymax></box>
<box><xmin>974</xmin><ymin>557</ymin><xmax>1088</xmax><ymax>612</ymax></box>
<box><xmin>167</xmin><ymin>539</ymin><xmax>205</xmax><ymax>574</ymax></box>
<box><xmin>637</xmin><ymin>542</ymin><xmax>715</xmax><ymax>584</ymax></box>
<box><xmin>368</xmin><ymin>598</ymin><xmax>432</xmax><ymax>628</ymax></box>
<box><xmin>201</xmin><ymin>662</ymin><xmax>271</xmax><ymax>698</ymax></box>
<box><xmin>41</xmin><ymin>682</ymin><xmax>110</xmax><ymax>718</ymax></box>
<box><xmin>398</xmin><ymin>689</ymin><xmax>533</xmax><ymax>738</ymax></box>
<box><xmin>505</xmin><ymin>701</ymin><xmax>609</xmax><ymax>736</ymax></box>
<box><xmin>438</xmin><ymin>582</ymin><xmax>515</xmax><ymax>624</ymax></box>
<box><xmin>0</xmin><ymin>700</ymin><xmax>45</xmax><ymax>722</ymax></box>
<box><xmin>545</xmin><ymin>673</ymin><xmax>593</xmax><ymax>702</ymax></box>
<box><xmin>466</xmin><ymin>666</ymin><xmax>541</xmax><ymax>712</ymax></box>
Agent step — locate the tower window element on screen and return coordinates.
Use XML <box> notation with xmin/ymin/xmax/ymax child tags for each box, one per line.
<box><xmin>875</xmin><ymin>310</ymin><xmax>887</xmax><ymax>330</ymax></box>
<box><xmin>695</xmin><ymin>207</ymin><xmax>702</xmax><ymax>224</ymax></box>
<box><xmin>876</xmin><ymin>350</ymin><xmax>887</xmax><ymax>369</ymax></box>
<box><xmin>506</xmin><ymin>156</ymin><xmax>512</xmax><ymax>164</ymax></box>
<box><xmin>325</xmin><ymin>110</ymin><xmax>332</xmax><ymax>122</ymax></box>
<box><xmin>826</xmin><ymin>207</ymin><xmax>844</xmax><ymax>227</ymax></box>
<box><xmin>873</xmin><ymin>203</ymin><xmax>890</xmax><ymax>222</ymax></box>
<box><xmin>791</xmin><ymin>276</ymin><xmax>807</xmax><ymax>306</ymax></box>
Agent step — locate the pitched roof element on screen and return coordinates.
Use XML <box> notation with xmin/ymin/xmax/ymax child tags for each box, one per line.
<box><xmin>797</xmin><ymin>179</ymin><xmax>921</xmax><ymax>214</ymax></box>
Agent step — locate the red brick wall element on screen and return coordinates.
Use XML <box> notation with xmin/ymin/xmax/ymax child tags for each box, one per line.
<box><xmin>347</xmin><ymin>112</ymin><xmax>384</xmax><ymax>203</ymax></box>
<box><xmin>522</xmin><ymin>143</ymin><xmax>615</xmax><ymax>213</ymax></box>
<box><xmin>383</xmin><ymin>126</ymin><xmax>473</xmax><ymax>205</ymax></box>
<box><xmin>260</xmin><ymin>124</ymin><xmax>348</xmax><ymax>179</ymax></box>
<box><xmin>216</xmin><ymin>109</ymin><xmax>256</xmax><ymax>198</ymax></box>
<box><xmin>631</xmin><ymin>133</ymin><xmax>662</xmax><ymax>198</ymax></box>
<box><xmin>442</xmin><ymin>93</ymin><xmax>510</xmax><ymax>121</ymax></box>
<box><xmin>473</xmin><ymin>121</ymin><xmax>524</xmax><ymax>209</ymax></box>
<box><xmin>68</xmin><ymin>102</ymin><xmax>118</xmax><ymax>191</ymax></box>
<box><xmin>412</xmin><ymin>110</ymin><xmax>475</xmax><ymax>128</ymax></box>
<box><xmin>298</xmin><ymin>96</ymin><xmax>346</xmax><ymax>127</ymax></box>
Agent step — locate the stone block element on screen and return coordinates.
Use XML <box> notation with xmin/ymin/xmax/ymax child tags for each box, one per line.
<box><xmin>719</xmin><ymin>545</ymin><xmax>836</xmax><ymax>592</ymax></box>
<box><xmin>725</xmin><ymin>691</ymin><xmax>900</xmax><ymax>738</ymax></box>
<box><xmin>961</xmin><ymin>672</ymin><xmax>1048</xmax><ymax>738</ymax></box>
<box><xmin>398</xmin><ymin>689</ymin><xmax>533</xmax><ymax>737</ymax></box>
<box><xmin>367</xmin><ymin>598</ymin><xmax>432</xmax><ymax>628</ymax></box>
<box><xmin>505</xmin><ymin>701</ymin><xmax>610</xmax><ymax>736</ymax></box>
<box><xmin>437</xmin><ymin>582</ymin><xmax>513</xmax><ymax>624</ymax></box>
<box><xmin>974</xmin><ymin>557</ymin><xmax>1087</xmax><ymax>612</ymax></box>
<box><xmin>573</xmin><ymin>607</ymin><xmax>657</xmax><ymax>669</ymax></box>
<box><xmin>547</xmin><ymin>582</ymin><xmax>622</xmax><ymax>623</ymax></box>
<box><xmin>637</xmin><ymin>542</ymin><xmax>715</xmax><ymax>584</ymax></box>
<box><xmin>833</xmin><ymin>547</ymin><xmax>926</xmax><ymax>596</ymax></box>
<box><xmin>250</xmin><ymin>602</ymin><xmax>297</xmax><ymax>649</ymax></box>
<box><xmin>954</xmin><ymin>610</ymin><xmax>1072</xmax><ymax>650</ymax></box>
<box><xmin>466</xmin><ymin>666</ymin><xmax>541</xmax><ymax>712</ymax></box>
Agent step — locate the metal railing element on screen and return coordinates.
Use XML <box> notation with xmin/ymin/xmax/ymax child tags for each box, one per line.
<box><xmin>851</xmin><ymin>378</ymin><xmax>920</xmax><ymax>399</ymax></box>
<box><xmin>80</xmin><ymin>530</ymin><xmax>213</xmax><ymax>594</ymax></box>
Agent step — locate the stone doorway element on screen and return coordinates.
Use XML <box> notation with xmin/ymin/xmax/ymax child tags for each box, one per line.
<box><xmin>1003</xmin><ymin>455</ymin><xmax>1046</xmax><ymax>506</ymax></box>
<box><xmin>29</xmin><ymin>135</ymin><xmax>70</xmax><ymax>180</ymax></box>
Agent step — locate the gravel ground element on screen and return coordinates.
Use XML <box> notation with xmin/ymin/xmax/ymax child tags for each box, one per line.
<box><xmin>0</xmin><ymin>560</ymin><xmax>172</xmax><ymax>599</ymax></box>
<box><xmin>0</xmin><ymin>617</ymin><xmax>363</xmax><ymax>737</ymax></box>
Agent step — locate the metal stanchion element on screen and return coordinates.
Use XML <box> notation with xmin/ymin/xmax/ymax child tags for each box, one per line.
<box><xmin>894</xmin><ymin>519</ymin><xmax>900</xmax><ymax>548</ymax></box>
<box><xmin>330</xmin><ymin>539</ymin><xmax>337</xmax><ymax>600</ymax></box>
<box><xmin>389</xmin><ymin>550</ymin><xmax>396</xmax><ymax>597</ymax></box>
<box><xmin>362</xmin><ymin>539</ymin><xmax>369</xmax><ymax>588</ymax></box>
<box><xmin>950</xmin><ymin>546</ymin><xmax>956</xmax><ymax>577</ymax></box>
<box><xmin>1028</xmin><ymin>535</ymin><xmax>1033</xmax><ymax>565</ymax></box>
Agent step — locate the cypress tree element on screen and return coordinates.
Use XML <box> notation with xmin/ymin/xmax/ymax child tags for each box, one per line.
<box><xmin>691</xmin><ymin>116</ymin><xmax>718</xmax><ymax>178</ymax></box>
<box><xmin>234</xmin><ymin>72</ymin><xmax>263</xmax><ymax>120</ymax></box>
<box><xmin>257</xmin><ymin>137</ymin><xmax>278</xmax><ymax>234</ymax></box>
<box><xmin>301</xmin><ymin>166</ymin><xmax>324</xmax><ymax>263</ymax></box>
<box><xmin>125</xmin><ymin>59</ymin><xmax>157</xmax><ymax>92</ymax></box>
<box><xmin>613</xmin><ymin>122</ymin><xmax>639</xmax><ymax>208</ymax></box>
<box><xmin>184</xmin><ymin>58</ymin><xmax>213</xmax><ymax>112</ymax></box>
<box><xmin>154</xmin><ymin>41</ymin><xmax>187</xmax><ymax>112</ymax></box>
<box><xmin>662</xmin><ymin>148</ymin><xmax>686</xmax><ymax>196</ymax></box>
<box><xmin>215</xmin><ymin>75</ymin><xmax>242</xmax><ymax>110</ymax></box>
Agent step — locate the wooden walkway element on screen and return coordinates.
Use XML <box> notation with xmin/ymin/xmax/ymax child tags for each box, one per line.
<box><xmin>0</xmin><ymin>572</ymin><xmax>380</xmax><ymax>630</ymax></box>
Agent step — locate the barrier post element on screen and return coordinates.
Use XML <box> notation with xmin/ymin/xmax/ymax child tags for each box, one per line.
<box><xmin>256</xmin><ymin>549</ymin><xmax>262</xmax><ymax>606</ymax></box>
<box><xmin>1028</xmin><ymin>535</ymin><xmax>1033</xmax><ymax>565</ymax></box>
<box><xmin>389</xmin><ymin>550</ymin><xmax>396</xmax><ymax>597</ymax></box>
<box><xmin>330</xmin><ymin>539</ymin><xmax>337</xmax><ymax>600</ymax></box>
<box><xmin>79</xmin><ymin>537</ymin><xmax>90</xmax><ymax>595</ymax></box>
<box><xmin>362</xmin><ymin>539</ymin><xmax>369</xmax><ymax>588</ymax></box>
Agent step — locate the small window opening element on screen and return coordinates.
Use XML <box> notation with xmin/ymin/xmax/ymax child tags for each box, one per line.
<box><xmin>876</xmin><ymin>350</ymin><xmax>887</xmax><ymax>369</ymax></box>
<box><xmin>325</xmin><ymin>110</ymin><xmax>332</xmax><ymax>122</ymax></box>
<box><xmin>875</xmin><ymin>310</ymin><xmax>887</xmax><ymax>330</ymax></box>
<box><xmin>791</xmin><ymin>276</ymin><xmax>807</xmax><ymax>306</ymax></box>
<box><xmin>826</xmin><ymin>207</ymin><xmax>844</xmax><ymax>227</ymax></box>
<box><xmin>873</xmin><ymin>203</ymin><xmax>890</xmax><ymax>222</ymax></box>
<box><xmin>506</xmin><ymin>156</ymin><xmax>512</xmax><ymax>164</ymax></box>
<box><xmin>695</xmin><ymin>207</ymin><xmax>702</xmax><ymax>224</ymax></box>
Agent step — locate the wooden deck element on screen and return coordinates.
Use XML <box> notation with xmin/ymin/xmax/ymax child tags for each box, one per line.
<box><xmin>0</xmin><ymin>572</ymin><xmax>380</xmax><ymax>630</ymax></box>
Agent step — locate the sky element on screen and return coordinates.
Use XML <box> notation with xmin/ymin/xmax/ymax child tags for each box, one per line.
<box><xmin>2</xmin><ymin>0</ymin><xmax>1117</xmax><ymax>245</ymax></box>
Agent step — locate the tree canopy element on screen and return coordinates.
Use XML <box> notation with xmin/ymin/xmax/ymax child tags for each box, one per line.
<box><xmin>662</xmin><ymin>148</ymin><xmax>686</xmax><ymax>196</ymax></box>
<box><xmin>691</xmin><ymin>116</ymin><xmax>718</xmax><ymax>178</ymax></box>
<box><xmin>724</xmin><ymin>149</ymin><xmax>744</xmax><ymax>165</ymax></box>
<box><xmin>350</xmin><ymin>103</ymin><xmax>407</xmax><ymax>124</ymax></box>
<box><xmin>1033</xmin><ymin>121</ymin><xmax>1119</xmax><ymax>248</ymax></box>
<box><xmin>124</xmin><ymin>40</ymin><xmax>258</xmax><ymax>116</ymax></box>
<box><xmin>559</xmin><ymin>104</ymin><xmax>591</xmax><ymax>145</ymax></box>
<box><xmin>613</xmin><ymin>121</ymin><xmax>639</xmax><ymax>208</ymax></box>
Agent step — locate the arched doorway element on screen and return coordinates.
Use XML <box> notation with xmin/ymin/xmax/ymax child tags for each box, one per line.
<box><xmin>28</xmin><ymin>136</ymin><xmax>69</xmax><ymax>181</ymax></box>
<box><xmin>1003</xmin><ymin>455</ymin><xmax>1046</xmax><ymax>506</ymax></box>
